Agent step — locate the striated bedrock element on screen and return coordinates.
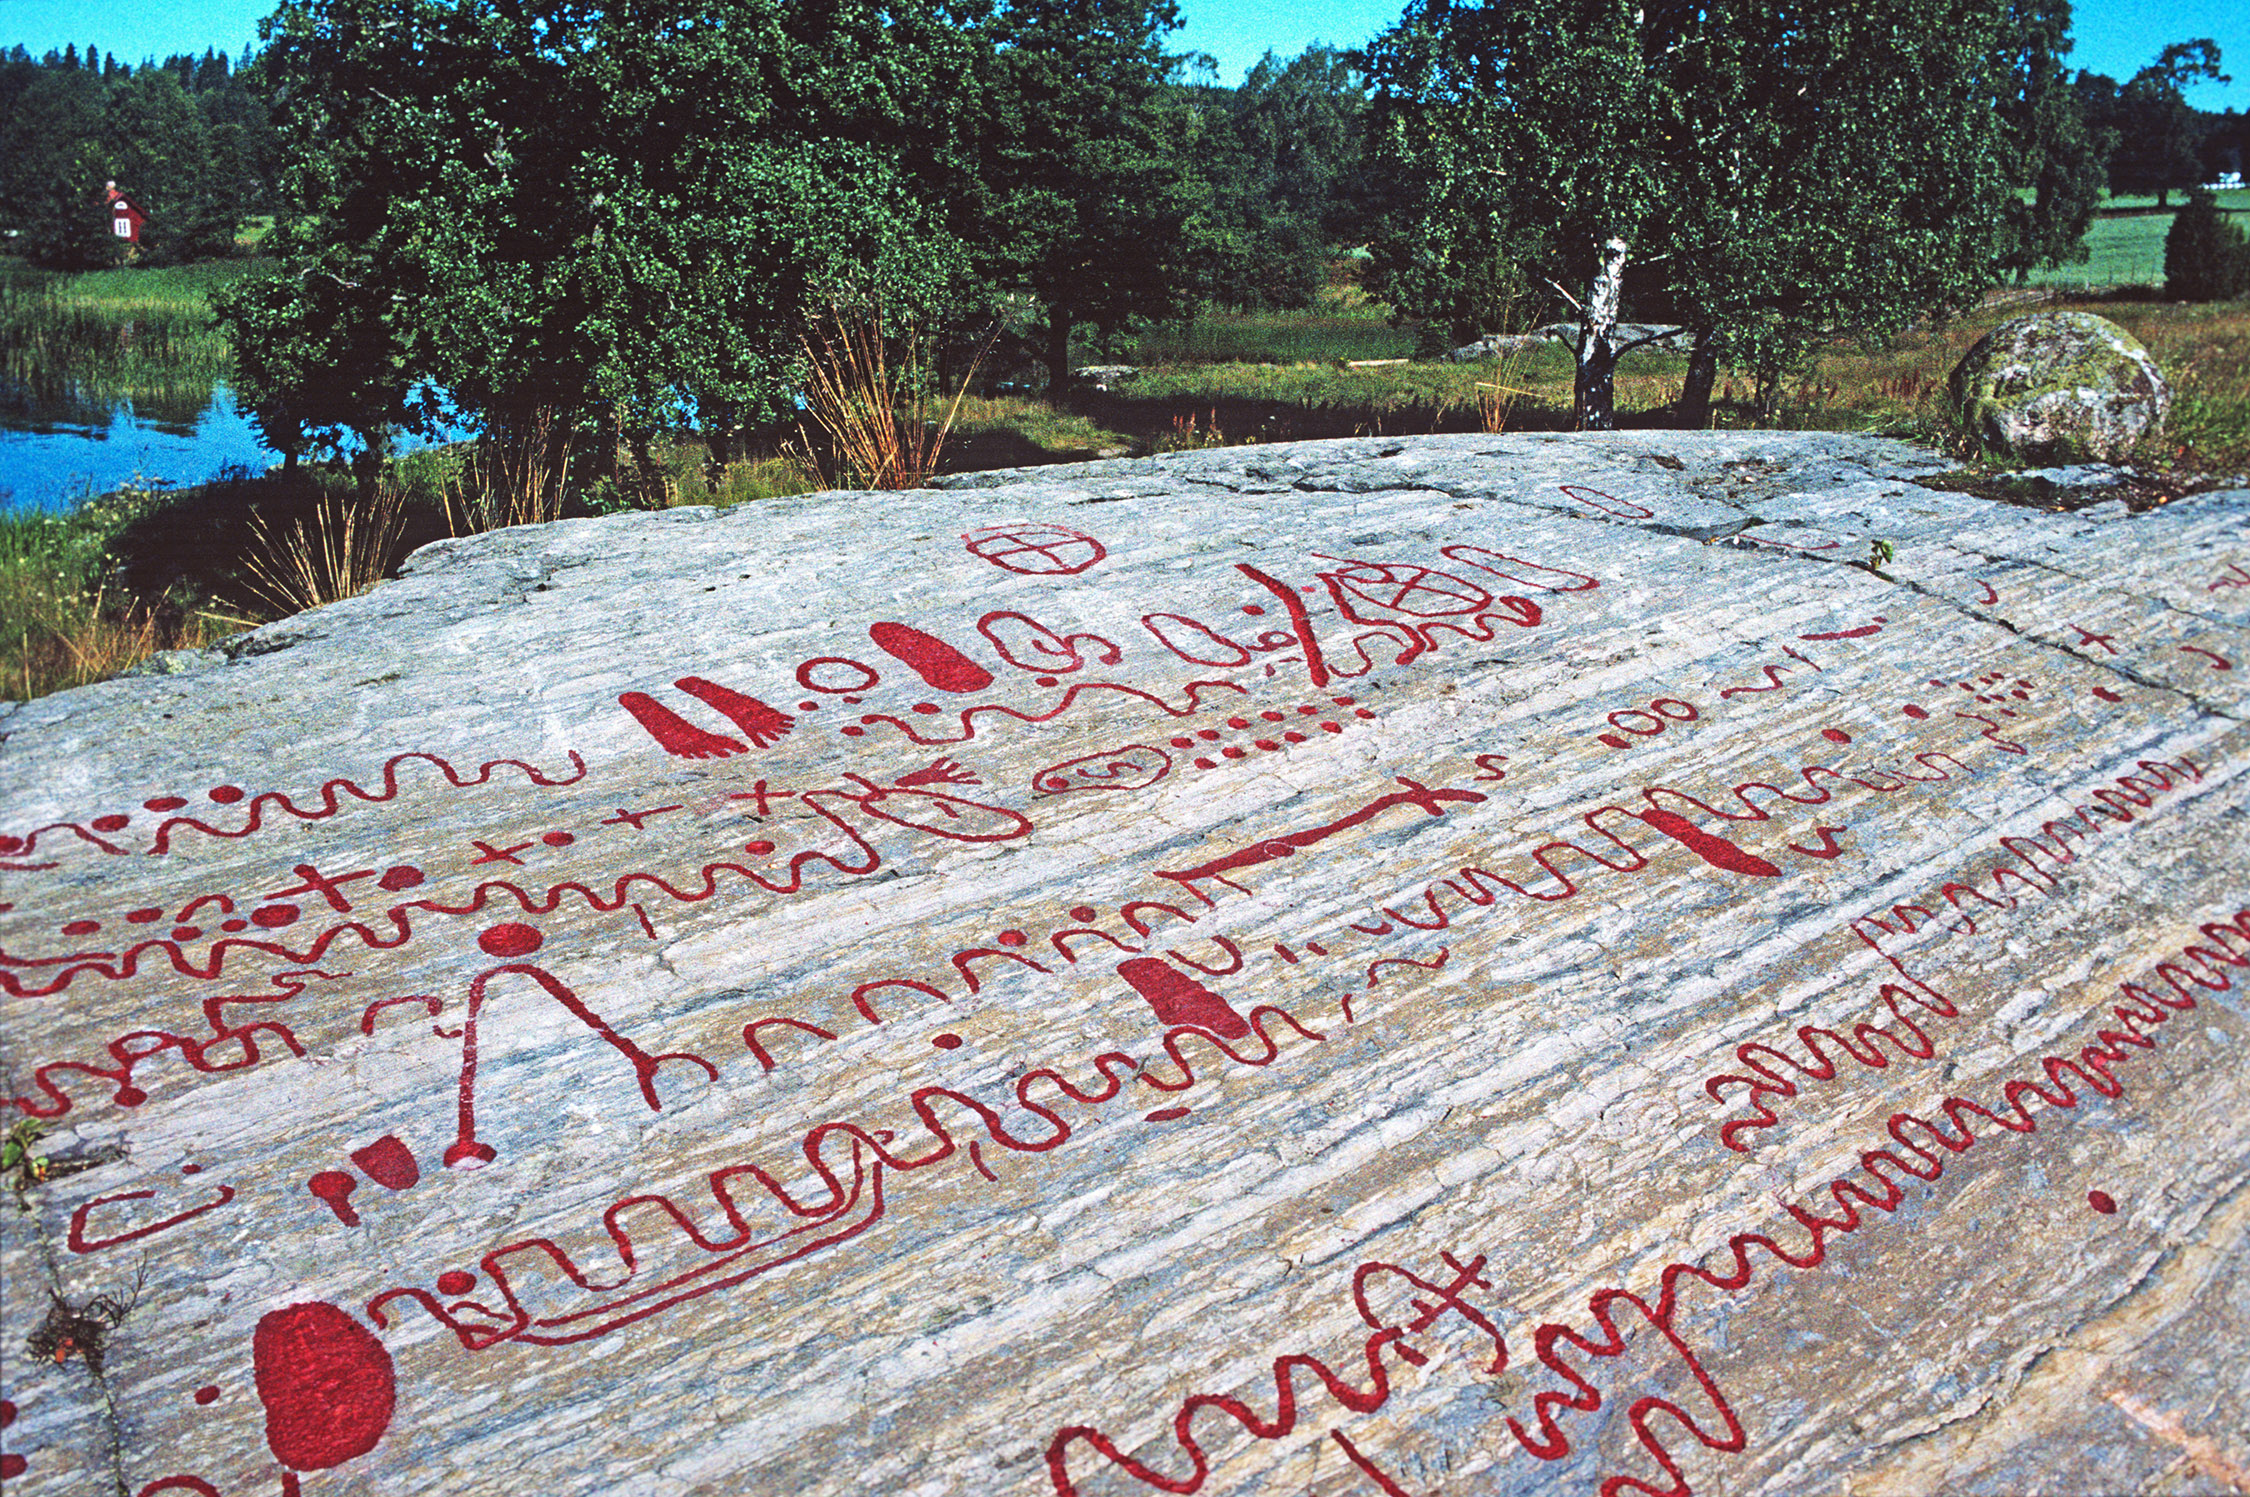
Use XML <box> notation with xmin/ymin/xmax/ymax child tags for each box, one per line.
<box><xmin>1</xmin><ymin>431</ymin><xmax>2247</xmax><ymax>1497</ymax></box>
<box><xmin>1948</xmin><ymin>310</ymin><xmax>2171</xmax><ymax>464</ymax></box>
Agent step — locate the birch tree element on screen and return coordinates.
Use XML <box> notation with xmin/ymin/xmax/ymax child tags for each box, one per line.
<box><xmin>1365</xmin><ymin>0</ymin><xmax>2025</xmax><ymax>429</ymax></box>
<box><xmin>1363</xmin><ymin>0</ymin><xmax>1693</xmax><ymax>429</ymax></box>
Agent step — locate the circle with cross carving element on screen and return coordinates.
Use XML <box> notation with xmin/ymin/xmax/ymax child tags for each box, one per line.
<box><xmin>1324</xmin><ymin>560</ymin><xmax>1492</xmax><ymax>617</ymax></box>
<box><xmin>963</xmin><ymin>523</ymin><xmax>1107</xmax><ymax>576</ymax></box>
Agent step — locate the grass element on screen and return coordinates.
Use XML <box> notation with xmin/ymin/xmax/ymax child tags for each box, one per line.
<box><xmin>2024</xmin><ymin>216</ymin><xmax>2172</xmax><ymax>289</ymax></box>
<box><xmin>6</xmin><ymin>256</ymin><xmax>2246</xmax><ymax>705</ymax></box>
<box><xmin>1130</xmin><ymin>285</ymin><xmax>1416</xmax><ymax>365</ymax></box>
<box><xmin>2093</xmin><ymin>188</ymin><xmax>2250</xmax><ymax>214</ymax></box>
<box><xmin>577</xmin><ymin>437</ymin><xmax>824</xmax><ymax>510</ymax></box>
<box><xmin>2091</xmin><ymin>300</ymin><xmax>2250</xmax><ymax>474</ymax></box>
<box><xmin>2023</xmin><ymin>190</ymin><xmax>2250</xmax><ymax>290</ymax></box>
<box><xmin>0</xmin><ymin>259</ymin><xmax>258</xmax><ymax>423</ymax></box>
<box><xmin>240</xmin><ymin>479</ymin><xmax>412</xmax><ymax>617</ymax></box>
<box><xmin>795</xmin><ymin>304</ymin><xmax>983</xmax><ymax>489</ymax></box>
<box><xmin>0</xmin><ymin>495</ymin><xmax>236</xmax><ymax>700</ymax></box>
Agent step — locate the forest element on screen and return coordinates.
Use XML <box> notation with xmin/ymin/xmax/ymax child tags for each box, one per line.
<box><xmin>0</xmin><ymin>43</ymin><xmax>277</xmax><ymax>266</ymax></box>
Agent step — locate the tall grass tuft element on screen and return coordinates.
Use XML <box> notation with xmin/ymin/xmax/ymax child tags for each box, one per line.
<box><xmin>1475</xmin><ymin>344</ymin><xmax>1542</xmax><ymax>433</ymax></box>
<box><xmin>797</xmin><ymin>304</ymin><xmax>983</xmax><ymax>489</ymax></box>
<box><xmin>445</xmin><ymin>407</ymin><xmax>573</xmax><ymax>533</ymax></box>
<box><xmin>668</xmin><ymin>454</ymin><xmax>824</xmax><ymax>507</ymax></box>
<box><xmin>240</xmin><ymin>480</ymin><xmax>411</xmax><ymax>617</ymax></box>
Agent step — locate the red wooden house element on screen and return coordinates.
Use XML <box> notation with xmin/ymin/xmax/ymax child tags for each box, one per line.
<box><xmin>103</xmin><ymin>182</ymin><xmax>145</xmax><ymax>245</ymax></box>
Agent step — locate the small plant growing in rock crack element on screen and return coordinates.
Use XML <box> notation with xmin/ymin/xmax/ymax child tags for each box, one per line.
<box><xmin>1864</xmin><ymin>539</ymin><xmax>1896</xmax><ymax>576</ymax></box>
<box><xmin>4</xmin><ymin>1118</ymin><xmax>52</xmax><ymax>1190</ymax></box>
<box><xmin>27</xmin><ymin>1264</ymin><xmax>146</xmax><ymax>1377</ymax></box>
<box><xmin>4</xmin><ymin>1120</ymin><xmax>124</xmax><ymax>1201</ymax></box>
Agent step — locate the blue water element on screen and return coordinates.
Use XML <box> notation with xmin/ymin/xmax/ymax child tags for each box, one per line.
<box><xmin>0</xmin><ymin>382</ymin><xmax>471</xmax><ymax>512</ymax></box>
<box><xmin>0</xmin><ymin>381</ymin><xmax>280</xmax><ymax>511</ymax></box>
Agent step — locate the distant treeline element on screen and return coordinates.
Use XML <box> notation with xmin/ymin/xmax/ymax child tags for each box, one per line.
<box><xmin>2072</xmin><ymin>42</ymin><xmax>2247</xmax><ymax>203</ymax></box>
<box><xmin>0</xmin><ymin>24</ymin><xmax>2241</xmax><ymax>283</ymax></box>
<box><xmin>0</xmin><ymin>44</ymin><xmax>278</xmax><ymax>267</ymax></box>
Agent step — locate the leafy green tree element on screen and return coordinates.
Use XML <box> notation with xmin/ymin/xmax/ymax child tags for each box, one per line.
<box><xmin>104</xmin><ymin>68</ymin><xmax>237</xmax><ymax>264</ymax></box>
<box><xmin>2164</xmin><ymin>188</ymin><xmax>2250</xmax><ymax>301</ymax></box>
<box><xmin>1656</xmin><ymin>0</ymin><xmax>2015</xmax><ymax>421</ymax></box>
<box><xmin>2198</xmin><ymin>110</ymin><xmax>2244</xmax><ymax>181</ymax></box>
<box><xmin>1364</xmin><ymin>0</ymin><xmax>1691</xmax><ymax>427</ymax></box>
<box><xmin>220</xmin><ymin>260</ymin><xmax>420</xmax><ymax>476</ymax></box>
<box><xmin>1366</xmin><ymin>0</ymin><xmax>2019</xmax><ymax>429</ymax></box>
<box><xmin>1995</xmin><ymin>0</ymin><xmax>2109</xmax><ymax>281</ymax></box>
<box><xmin>1188</xmin><ymin>48</ymin><xmax>1371</xmax><ymax>311</ymax></box>
<box><xmin>973</xmin><ymin>0</ymin><xmax>1207</xmax><ymax>388</ymax></box>
<box><xmin>223</xmin><ymin>0</ymin><xmax>988</xmax><ymax>482</ymax></box>
<box><xmin>2104</xmin><ymin>40</ymin><xmax>2227</xmax><ymax>205</ymax></box>
<box><xmin>193</xmin><ymin>51</ymin><xmax>281</xmax><ymax>216</ymax></box>
<box><xmin>0</xmin><ymin>67</ymin><xmax>117</xmax><ymax>268</ymax></box>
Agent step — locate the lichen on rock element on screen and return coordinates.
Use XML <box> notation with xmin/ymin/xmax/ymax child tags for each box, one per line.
<box><xmin>1947</xmin><ymin>310</ymin><xmax>2169</xmax><ymax>464</ymax></box>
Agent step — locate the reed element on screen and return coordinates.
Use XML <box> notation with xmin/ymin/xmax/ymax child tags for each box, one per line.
<box><xmin>240</xmin><ymin>479</ymin><xmax>412</xmax><ymax>617</ymax></box>
<box><xmin>0</xmin><ymin>262</ymin><xmax>247</xmax><ymax>422</ymax></box>
<box><xmin>796</xmin><ymin>304</ymin><xmax>984</xmax><ymax>490</ymax></box>
<box><xmin>440</xmin><ymin>407</ymin><xmax>574</xmax><ymax>533</ymax></box>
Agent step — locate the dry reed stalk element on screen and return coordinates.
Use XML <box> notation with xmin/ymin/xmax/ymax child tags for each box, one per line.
<box><xmin>1476</xmin><ymin>377</ymin><xmax>1539</xmax><ymax>433</ymax></box>
<box><xmin>797</xmin><ymin>305</ymin><xmax>985</xmax><ymax>490</ymax></box>
<box><xmin>5</xmin><ymin>590</ymin><xmax>227</xmax><ymax>701</ymax></box>
<box><xmin>447</xmin><ymin>406</ymin><xmax>573</xmax><ymax>533</ymax></box>
<box><xmin>241</xmin><ymin>480</ymin><xmax>410</xmax><ymax>618</ymax></box>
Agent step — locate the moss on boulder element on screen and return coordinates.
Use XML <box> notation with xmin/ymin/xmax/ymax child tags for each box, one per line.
<box><xmin>1947</xmin><ymin>311</ymin><xmax>2168</xmax><ymax>464</ymax></box>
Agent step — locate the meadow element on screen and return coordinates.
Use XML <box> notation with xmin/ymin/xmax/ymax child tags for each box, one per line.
<box><xmin>2022</xmin><ymin>188</ymin><xmax>2250</xmax><ymax>290</ymax></box>
<box><xmin>3</xmin><ymin>257</ymin><xmax>2245</xmax><ymax>701</ymax></box>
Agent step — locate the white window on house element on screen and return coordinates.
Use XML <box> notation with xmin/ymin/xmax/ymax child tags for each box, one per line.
<box><xmin>113</xmin><ymin>216</ymin><xmax>132</xmax><ymax>237</ymax></box>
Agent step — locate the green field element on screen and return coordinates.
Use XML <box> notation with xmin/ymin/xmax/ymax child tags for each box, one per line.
<box><xmin>2024</xmin><ymin>189</ymin><xmax>2250</xmax><ymax>289</ymax></box>
<box><xmin>1128</xmin><ymin>290</ymin><xmax>1416</xmax><ymax>365</ymax></box>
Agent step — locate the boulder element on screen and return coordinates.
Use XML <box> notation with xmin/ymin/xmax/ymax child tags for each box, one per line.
<box><xmin>1442</xmin><ymin>331</ymin><xmax>1551</xmax><ymax>363</ymax></box>
<box><xmin>4</xmin><ymin>433</ymin><xmax>2249</xmax><ymax>1497</ymax></box>
<box><xmin>1948</xmin><ymin>310</ymin><xmax>2170</xmax><ymax>463</ymax></box>
<box><xmin>1068</xmin><ymin>363</ymin><xmax>1137</xmax><ymax>389</ymax></box>
<box><xmin>1537</xmin><ymin>320</ymin><xmax>1693</xmax><ymax>353</ymax></box>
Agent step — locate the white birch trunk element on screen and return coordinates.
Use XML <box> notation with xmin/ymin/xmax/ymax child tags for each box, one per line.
<box><xmin>1575</xmin><ymin>233</ymin><xmax>1630</xmax><ymax>431</ymax></box>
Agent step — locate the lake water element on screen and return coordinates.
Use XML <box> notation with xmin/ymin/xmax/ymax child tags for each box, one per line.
<box><xmin>0</xmin><ymin>380</ymin><xmax>281</xmax><ymax>511</ymax></box>
<box><xmin>0</xmin><ymin>380</ymin><xmax>472</xmax><ymax>513</ymax></box>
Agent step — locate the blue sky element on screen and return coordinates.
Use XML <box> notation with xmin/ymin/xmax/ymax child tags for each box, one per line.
<box><xmin>1</xmin><ymin>0</ymin><xmax>2243</xmax><ymax>111</ymax></box>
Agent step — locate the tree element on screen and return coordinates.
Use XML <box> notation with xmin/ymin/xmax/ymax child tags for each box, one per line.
<box><xmin>1995</xmin><ymin>0</ymin><xmax>2108</xmax><ymax>281</ymax></box>
<box><xmin>1364</xmin><ymin>0</ymin><xmax>1690</xmax><ymax>428</ymax></box>
<box><xmin>2105</xmin><ymin>40</ymin><xmax>2227</xmax><ymax>205</ymax></box>
<box><xmin>1365</xmin><ymin>0</ymin><xmax>2019</xmax><ymax>429</ymax></box>
<box><xmin>222</xmin><ymin>0</ymin><xmax>988</xmax><ymax>485</ymax></box>
<box><xmin>2164</xmin><ymin>188</ymin><xmax>2250</xmax><ymax>301</ymax></box>
<box><xmin>1188</xmin><ymin>48</ymin><xmax>1372</xmax><ymax>311</ymax></box>
<box><xmin>0</xmin><ymin>67</ymin><xmax>117</xmax><ymax>268</ymax></box>
<box><xmin>2201</xmin><ymin>110</ymin><xmax>2245</xmax><ymax>181</ymax></box>
<box><xmin>1656</xmin><ymin>0</ymin><xmax>2015</xmax><ymax>421</ymax></box>
<box><xmin>972</xmin><ymin>0</ymin><xmax>1208</xmax><ymax>389</ymax></box>
<box><xmin>104</xmin><ymin>68</ymin><xmax>237</xmax><ymax>264</ymax></box>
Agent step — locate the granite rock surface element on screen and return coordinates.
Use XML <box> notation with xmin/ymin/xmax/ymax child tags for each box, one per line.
<box><xmin>3</xmin><ymin>431</ymin><xmax>2248</xmax><ymax>1497</ymax></box>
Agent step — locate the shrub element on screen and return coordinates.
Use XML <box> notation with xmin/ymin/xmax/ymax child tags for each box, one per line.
<box><xmin>2163</xmin><ymin>190</ymin><xmax>2250</xmax><ymax>302</ymax></box>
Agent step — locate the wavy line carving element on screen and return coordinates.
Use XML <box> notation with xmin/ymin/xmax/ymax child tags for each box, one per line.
<box><xmin>1044</xmin><ymin>908</ymin><xmax>2250</xmax><ymax>1497</ymax></box>
<box><xmin>369</xmin><ymin>1007</ymin><xmax>1328</xmax><ymax>1349</ymax></box>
